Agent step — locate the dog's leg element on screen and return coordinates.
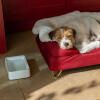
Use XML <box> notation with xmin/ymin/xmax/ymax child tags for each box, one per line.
<box><xmin>51</xmin><ymin>70</ymin><xmax>62</xmax><ymax>79</ymax></box>
<box><xmin>80</xmin><ymin>41</ymin><xmax>100</xmax><ymax>53</ymax></box>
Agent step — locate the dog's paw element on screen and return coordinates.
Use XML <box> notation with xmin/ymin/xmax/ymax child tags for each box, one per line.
<box><xmin>80</xmin><ymin>41</ymin><xmax>100</xmax><ymax>54</ymax></box>
<box><xmin>80</xmin><ymin>49</ymin><xmax>88</xmax><ymax>54</ymax></box>
<box><xmin>79</xmin><ymin>47</ymin><xmax>90</xmax><ymax>54</ymax></box>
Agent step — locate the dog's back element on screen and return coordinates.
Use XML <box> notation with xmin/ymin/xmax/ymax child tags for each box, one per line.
<box><xmin>64</xmin><ymin>16</ymin><xmax>100</xmax><ymax>50</ymax></box>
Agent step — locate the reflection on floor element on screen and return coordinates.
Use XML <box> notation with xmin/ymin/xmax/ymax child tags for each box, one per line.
<box><xmin>0</xmin><ymin>31</ymin><xmax>100</xmax><ymax>100</ymax></box>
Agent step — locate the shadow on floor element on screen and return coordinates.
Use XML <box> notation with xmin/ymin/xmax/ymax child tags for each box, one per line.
<box><xmin>63</xmin><ymin>80</ymin><xmax>100</xmax><ymax>95</ymax></box>
<box><xmin>35</xmin><ymin>92</ymin><xmax>56</xmax><ymax>100</ymax></box>
<box><xmin>62</xmin><ymin>64</ymin><xmax>100</xmax><ymax>77</ymax></box>
<box><xmin>25</xmin><ymin>61</ymin><xmax>100</xmax><ymax>99</ymax></box>
<box><xmin>27</xmin><ymin>59</ymin><xmax>40</xmax><ymax>76</ymax></box>
<box><xmin>30</xmin><ymin>79</ymin><xmax>100</xmax><ymax>100</ymax></box>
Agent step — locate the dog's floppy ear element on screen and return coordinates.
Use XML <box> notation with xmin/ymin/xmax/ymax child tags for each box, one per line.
<box><xmin>72</xmin><ymin>29</ymin><xmax>76</xmax><ymax>38</ymax></box>
<box><xmin>49</xmin><ymin>31</ymin><xmax>54</xmax><ymax>40</ymax></box>
<box><xmin>49</xmin><ymin>27</ymin><xmax>64</xmax><ymax>40</ymax></box>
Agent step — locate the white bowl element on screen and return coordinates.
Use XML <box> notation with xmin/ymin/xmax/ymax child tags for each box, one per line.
<box><xmin>5</xmin><ymin>55</ymin><xmax>30</xmax><ymax>80</ymax></box>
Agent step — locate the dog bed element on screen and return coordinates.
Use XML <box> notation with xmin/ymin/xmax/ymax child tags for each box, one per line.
<box><xmin>33</xmin><ymin>11</ymin><xmax>100</xmax><ymax>76</ymax></box>
<box><xmin>36</xmin><ymin>35</ymin><xmax>100</xmax><ymax>71</ymax></box>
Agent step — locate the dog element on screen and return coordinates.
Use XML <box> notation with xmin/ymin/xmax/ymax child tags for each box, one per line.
<box><xmin>33</xmin><ymin>11</ymin><xmax>100</xmax><ymax>53</ymax></box>
<box><xmin>49</xmin><ymin>22</ymin><xmax>100</xmax><ymax>54</ymax></box>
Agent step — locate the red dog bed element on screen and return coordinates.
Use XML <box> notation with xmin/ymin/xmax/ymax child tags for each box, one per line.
<box><xmin>36</xmin><ymin>36</ymin><xmax>100</xmax><ymax>71</ymax></box>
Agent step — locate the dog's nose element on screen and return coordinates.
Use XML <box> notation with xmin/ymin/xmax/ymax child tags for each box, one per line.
<box><xmin>64</xmin><ymin>42</ymin><xmax>69</xmax><ymax>46</ymax></box>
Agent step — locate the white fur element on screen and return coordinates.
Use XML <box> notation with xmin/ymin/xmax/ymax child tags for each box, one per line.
<box><xmin>80</xmin><ymin>41</ymin><xmax>100</xmax><ymax>53</ymax></box>
<box><xmin>32</xmin><ymin>11</ymin><xmax>100</xmax><ymax>42</ymax></box>
<box><xmin>32</xmin><ymin>11</ymin><xmax>80</xmax><ymax>41</ymax></box>
<box><xmin>60</xmin><ymin>38</ymin><xmax>72</xmax><ymax>49</ymax></box>
<box><xmin>39</xmin><ymin>26</ymin><xmax>53</xmax><ymax>42</ymax></box>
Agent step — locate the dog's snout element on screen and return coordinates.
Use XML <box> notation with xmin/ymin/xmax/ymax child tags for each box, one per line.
<box><xmin>64</xmin><ymin>42</ymin><xmax>69</xmax><ymax>46</ymax></box>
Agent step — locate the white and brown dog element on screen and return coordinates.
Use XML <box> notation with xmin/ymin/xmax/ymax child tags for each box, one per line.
<box><xmin>32</xmin><ymin>11</ymin><xmax>100</xmax><ymax>53</ymax></box>
<box><xmin>49</xmin><ymin>26</ymin><xmax>100</xmax><ymax>53</ymax></box>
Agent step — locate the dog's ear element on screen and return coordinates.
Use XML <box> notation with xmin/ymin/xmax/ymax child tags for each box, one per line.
<box><xmin>49</xmin><ymin>31</ymin><xmax>54</xmax><ymax>40</ymax></box>
<box><xmin>72</xmin><ymin>29</ymin><xmax>76</xmax><ymax>38</ymax></box>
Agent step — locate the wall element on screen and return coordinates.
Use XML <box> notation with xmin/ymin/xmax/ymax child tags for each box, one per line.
<box><xmin>2</xmin><ymin>0</ymin><xmax>68</xmax><ymax>32</ymax></box>
<box><xmin>3</xmin><ymin>0</ymin><xmax>100</xmax><ymax>32</ymax></box>
<box><xmin>0</xmin><ymin>0</ymin><xmax>6</xmax><ymax>53</ymax></box>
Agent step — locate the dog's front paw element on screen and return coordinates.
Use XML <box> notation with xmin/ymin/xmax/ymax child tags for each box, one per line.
<box><xmin>79</xmin><ymin>47</ymin><xmax>90</xmax><ymax>54</ymax></box>
<box><xmin>80</xmin><ymin>49</ymin><xmax>87</xmax><ymax>54</ymax></box>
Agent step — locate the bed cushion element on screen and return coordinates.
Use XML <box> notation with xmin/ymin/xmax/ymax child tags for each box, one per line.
<box><xmin>36</xmin><ymin>36</ymin><xmax>100</xmax><ymax>71</ymax></box>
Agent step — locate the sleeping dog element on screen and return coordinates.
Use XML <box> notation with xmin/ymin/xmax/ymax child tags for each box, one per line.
<box><xmin>49</xmin><ymin>17</ymin><xmax>100</xmax><ymax>53</ymax></box>
<box><xmin>33</xmin><ymin>11</ymin><xmax>100</xmax><ymax>53</ymax></box>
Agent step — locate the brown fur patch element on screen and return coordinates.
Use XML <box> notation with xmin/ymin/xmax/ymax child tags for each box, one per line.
<box><xmin>52</xmin><ymin>26</ymin><xmax>75</xmax><ymax>44</ymax></box>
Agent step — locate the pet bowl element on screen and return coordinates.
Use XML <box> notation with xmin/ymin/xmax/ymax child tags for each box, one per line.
<box><xmin>5</xmin><ymin>55</ymin><xmax>30</xmax><ymax>80</ymax></box>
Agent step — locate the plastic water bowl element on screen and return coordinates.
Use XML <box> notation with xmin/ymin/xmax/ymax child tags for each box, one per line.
<box><xmin>5</xmin><ymin>55</ymin><xmax>30</xmax><ymax>80</ymax></box>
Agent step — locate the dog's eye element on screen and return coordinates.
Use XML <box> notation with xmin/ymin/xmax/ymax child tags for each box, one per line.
<box><xmin>56</xmin><ymin>36</ymin><xmax>61</xmax><ymax>39</ymax></box>
<box><xmin>67</xmin><ymin>35</ymin><xmax>72</xmax><ymax>38</ymax></box>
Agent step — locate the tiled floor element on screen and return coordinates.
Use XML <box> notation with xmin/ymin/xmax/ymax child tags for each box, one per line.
<box><xmin>0</xmin><ymin>31</ymin><xmax>100</xmax><ymax>100</ymax></box>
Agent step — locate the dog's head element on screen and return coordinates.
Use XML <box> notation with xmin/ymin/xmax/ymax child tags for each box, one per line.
<box><xmin>49</xmin><ymin>26</ymin><xmax>76</xmax><ymax>49</ymax></box>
